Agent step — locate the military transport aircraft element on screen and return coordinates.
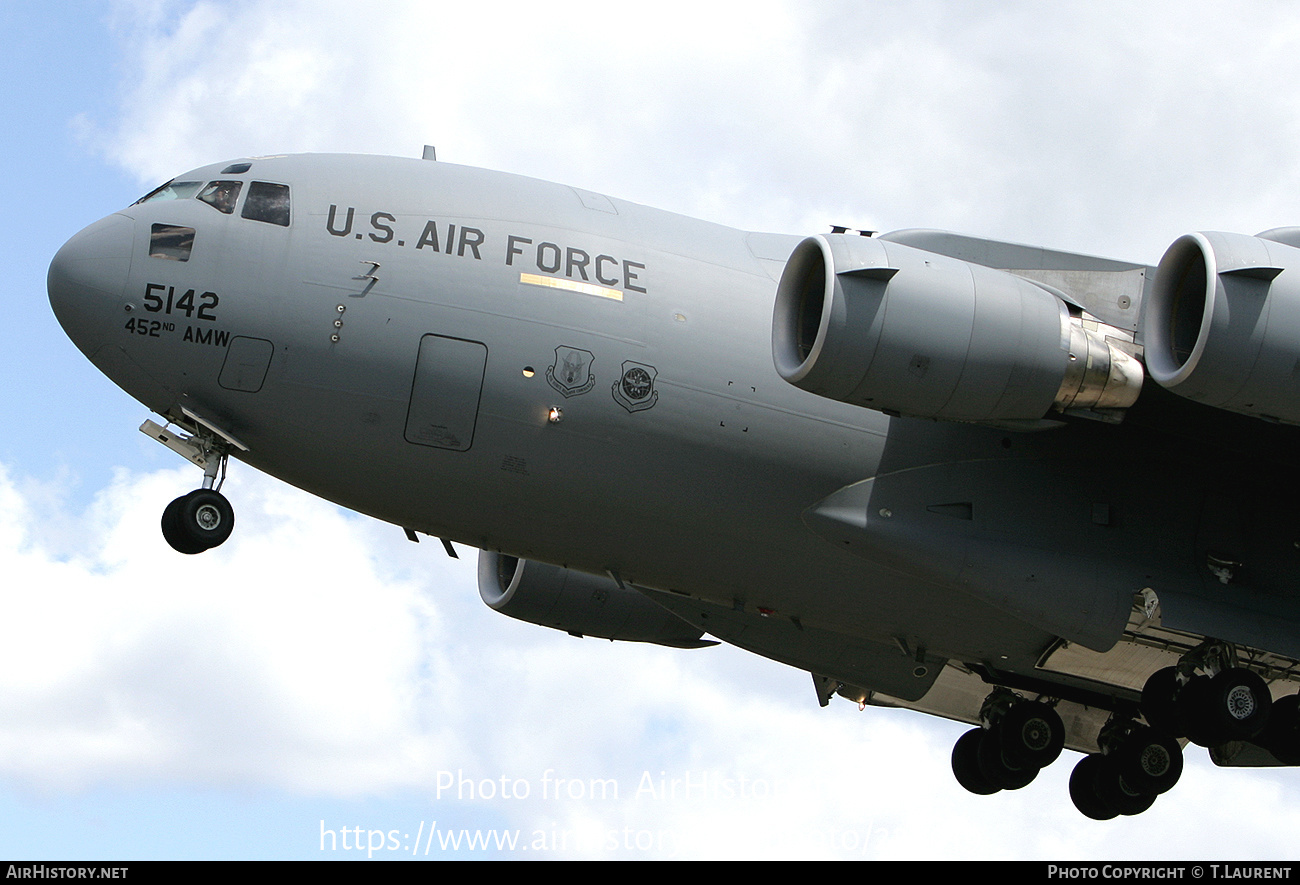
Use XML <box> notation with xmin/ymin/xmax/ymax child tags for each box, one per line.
<box><xmin>47</xmin><ymin>151</ymin><xmax>1300</xmax><ymax>820</ymax></box>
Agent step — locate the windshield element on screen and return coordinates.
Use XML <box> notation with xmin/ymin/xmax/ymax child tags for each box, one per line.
<box><xmin>197</xmin><ymin>180</ymin><xmax>243</xmax><ymax>214</ymax></box>
<box><xmin>241</xmin><ymin>181</ymin><xmax>290</xmax><ymax>226</ymax></box>
<box><xmin>131</xmin><ymin>175</ymin><xmax>291</xmax><ymax>226</ymax></box>
<box><xmin>133</xmin><ymin>180</ymin><xmax>203</xmax><ymax>205</ymax></box>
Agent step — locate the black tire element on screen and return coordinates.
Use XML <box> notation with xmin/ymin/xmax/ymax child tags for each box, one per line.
<box><xmin>999</xmin><ymin>701</ymin><xmax>1065</xmax><ymax>770</ymax></box>
<box><xmin>1069</xmin><ymin>755</ymin><xmax>1118</xmax><ymax>821</ymax></box>
<box><xmin>1093</xmin><ymin>754</ymin><xmax>1158</xmax><ymax>816</ymax></box>
<box><xmin>1259</xmin><ymin>694</ymin><xmax>1300</xmax><ymax>765</ymax></box>
<box><xmin>162</xmin><ymin>494</ymin><xmax>207</xmax><ymax>554</ymax></box>
<box><xmin>952</xmin><ymin>728</ymin><xmax>1000</xmax><ymax>795</ymax></box>
<box><xmin>162</xmin><ymin>490</ymin><xmax>235</xmax><ymax>554</ymax></box>
<box><xmin>1115</xmin><ymin>725</ymin><xmax>1183</xmax><ymax>795</ymax></box>
<box><xmin>1178</xmin><ymin>675</ymin><xmax>1221</xmax><ymax>747</ymax></box>
<box><xmin>977</xmin><ymin>723</ymin><xmax>1038</xmax><ymax>790</ymax></box>
<box><xmin>1141</xmin><ymin>667</ymin><xmax>1182</xmax><ymax>735</ymax></box>
<box><xmin>1199</xmin><ymin>669</ymin><xmax>1272</xmax><ymax>742</ymax></box>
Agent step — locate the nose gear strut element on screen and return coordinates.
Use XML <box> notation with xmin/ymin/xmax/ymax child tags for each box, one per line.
<box><xmin>141</xmin><ymin>408</ymin><xmax>246</xmax><ymax>555</ymax></box>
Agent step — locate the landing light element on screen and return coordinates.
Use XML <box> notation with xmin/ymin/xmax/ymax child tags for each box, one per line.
<box><xmin>547</xmin><ymin>407</ymin><xmax>563</xmax><ymax>424</ymax></box>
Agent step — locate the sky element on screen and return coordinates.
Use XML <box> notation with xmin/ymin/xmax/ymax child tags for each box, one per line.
<box><xmin>4</xmin><ymin>0</ymin><xmax>1300</xmax><ymax>861</ymax></box>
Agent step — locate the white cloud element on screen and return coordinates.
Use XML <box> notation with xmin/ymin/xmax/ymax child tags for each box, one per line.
<box><xmin>0</xmin><ymin>461</ymin><xmax>468</xmax><ymax>792</ymax></box>
<box><xmin>98</xmin><ymin>0</ymin><xmax>1300</xmax><ymax>268</ymax></box>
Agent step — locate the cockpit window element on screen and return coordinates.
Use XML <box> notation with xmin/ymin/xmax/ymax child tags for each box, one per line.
<box><xmin>134</xmin><ymin>180</ymin><xmax>203</xmax><ymax>205</ymax></box>
<box><xmin>150</xmin><ymin>224</ymin><xmax>195</xmax><ymax>261</ymax></box>
<box><xmin>197</xmin><ymin>180</ymin><xmax>243</xmax><ymax>214</ymax></box>
<box><xmin>241</xmin><ymin>181</ymin><xmax>291</xmax><ymax>226</ymax></box>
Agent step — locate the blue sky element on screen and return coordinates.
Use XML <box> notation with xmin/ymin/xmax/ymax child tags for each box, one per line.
<box><xmin>5</xmin><ymin>0</ymin><xmax>1300</xmax><ymax>860</ymax></box>
<box><xmin>4</xmin><ymin>4</ymin><xmax>138</xmax><ymax>483</ymax></box>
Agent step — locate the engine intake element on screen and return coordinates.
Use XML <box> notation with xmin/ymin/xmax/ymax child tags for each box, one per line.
<box><xmin>1144</xmin><ymin>231</ymin><xmax>1300</xmax><ymax>424</ymax></box>
<box><xmin>773</xmin><ymin>234</ymin><xmax>1142</xmax><ymax>424</ymax></box>
<box><xmin>477</xmin><ymin>551</ymin><xmax>714</xmax><ymax>649</ymax></box>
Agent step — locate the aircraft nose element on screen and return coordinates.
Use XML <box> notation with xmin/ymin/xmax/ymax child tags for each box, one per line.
<box><xmin>48</xmin><ymin>213</ymin><xmax>134</xmax><ymax>359</ymax></box>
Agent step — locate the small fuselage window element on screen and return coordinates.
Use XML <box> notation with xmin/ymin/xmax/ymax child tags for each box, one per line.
<box><xmin>241</xmin><ymin>181</ymin><xmax>291</xmax><ymax>226</ymax></box>
<box><xmin>197</xmin><ymin>180</ymin><xmax>243</xmax><ymax>214</ymax></box>
<box><xmin>150</xmin><ymin>224</ymin><xmax>195</xmax><ymax>261</ymax></box>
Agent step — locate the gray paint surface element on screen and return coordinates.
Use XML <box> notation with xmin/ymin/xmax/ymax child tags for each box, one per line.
<box><xmin>47</xmin><ymin>152</ymin><xmax>1300</xmax><ymax>777</ymax></box>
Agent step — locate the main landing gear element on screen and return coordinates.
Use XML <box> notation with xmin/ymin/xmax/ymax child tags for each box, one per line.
<box><xmin>951</xmin><ymin>690</ymin><xmax>1066</xmax><ymax>795</ymax></box>
<box><xmin>1067</xmin><ymin>720</ymin><xmax>1184</xmax><ymax>820</ymax></box>
<box><xmin>951</xmin><ymin>642</ymin><xmax>1299</xmax><ymax>819</ymax></box>
<box><xmin>141</xmin><ymin>413</ymin><xmax>244</xmax><ymax>555</ymax></box>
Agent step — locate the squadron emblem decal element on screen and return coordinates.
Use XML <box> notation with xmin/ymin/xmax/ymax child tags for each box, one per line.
<box><xmin>546</xmin><ymin>346</ymin><xmax>596</xmax><ymax>398</ymax></box>
<box><xmin>612</xmin><ymin>361</ymin><xmax>659</xmax><ymax>413</ymax></box>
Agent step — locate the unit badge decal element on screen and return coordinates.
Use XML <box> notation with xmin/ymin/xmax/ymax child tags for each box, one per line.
<box><xmin>612</xmin><ymin>361</ymin><xmax>659</xmax><ymax>413</ymax></box>
<box><xmin>546</xmin><ymin>346</ymin><xmax>596</xmax><ymax>398</ymax></box>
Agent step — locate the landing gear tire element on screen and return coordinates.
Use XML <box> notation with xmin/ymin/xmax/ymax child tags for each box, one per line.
<box><xmin>1070</xmin><ymin>752</ymin><xmax>1160</xmax><ymax>819</ymax></box>
<box><xmin>1141</xmin><ymin>667</ymin><xmax>1182</xmax><ymax>734</ymax></box>
<box><xmin>1178</xmin><ymin>675</ymin><xmax>1219</xmax><ymax>746</ymax></box>
<box><xmin>977</xmin><ymin>723</ymin><xmax>1038</xmax><ymax>790</ymax></box>
<box><xmin>1000</xmin><ymin>701</ymin><xmax>1065</xmax><ymax>771</ymax></box>
<box><xmin>1205</xmin><ymin>668</ymin><xmax>1272</xmax><ymax>741</ymax></box>
<box><xmin>161</xmin><ymin>495</ymin><xmax>205</xmax><ymax>554</ymax></box>
<box><xmin>952</xmin><ymin>728</ymin><xmax>1000</xmax><ymax>795</ymax></box>
<box><xmin>1182</xmin><ymin>668</ymin><xmax>1272</xmax><ymax>745</ymax></box>
<box><xmin>162</xmin><ymin>489</ymin><xmax>235</xmax><ymax>554</ymax></box>
<box><xmin>1259</xmin><ymin>694</ymin><xmax>1300</xmax><ymax>765</ymax></box>
<box><xmin>1069</xmin><ymin>755</ymin><xmax>1119</xmax><ymax>821</ymax></box>
<box><xmin>1114</xmin><ymin>725</ymin><xmax>1183</xmax><ymax>795</ymax></box>
<box><xmin>1094</xmin><ymin>754</ymin><xmax>1158</xmax><ymax>816</ymax></box>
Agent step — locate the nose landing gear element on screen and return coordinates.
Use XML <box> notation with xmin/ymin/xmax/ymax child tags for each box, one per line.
<box><xmin>141</xmin><ymin>411</ymin><xmax>246</xmax><ymax>555</ymax></box>
<box><xmin>161</xmin><ymin>487</ymin><xmax>235</xmax><ymax>554</ymax></box>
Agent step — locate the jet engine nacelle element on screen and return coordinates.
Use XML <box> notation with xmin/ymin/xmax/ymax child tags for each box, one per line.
<box><xmin>1143</xmin><ymin>230</ymin><xmax>1300</xmax><ymax>425</ymax></box>
<box><xmin>772</xmin><ymin>234</ymin><xmax>1143</xmax><ymax>424</ymax></box>
<box><xmin>476</xmin><ymin>551</ymin><xmax>715</xmax><ymax>649</ymax></box>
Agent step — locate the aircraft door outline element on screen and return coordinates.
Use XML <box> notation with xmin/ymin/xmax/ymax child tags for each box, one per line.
<box><xmin>404</xmin><ymin>333</ymin><xmax>488</xmax><ymax>452</ymax></box>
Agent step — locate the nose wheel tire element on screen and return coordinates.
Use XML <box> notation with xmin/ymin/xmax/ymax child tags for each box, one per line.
<box><xmin>162</xmin><ymin>489</ymin><xmax>235</xmax><ymax>554</ymax></box>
